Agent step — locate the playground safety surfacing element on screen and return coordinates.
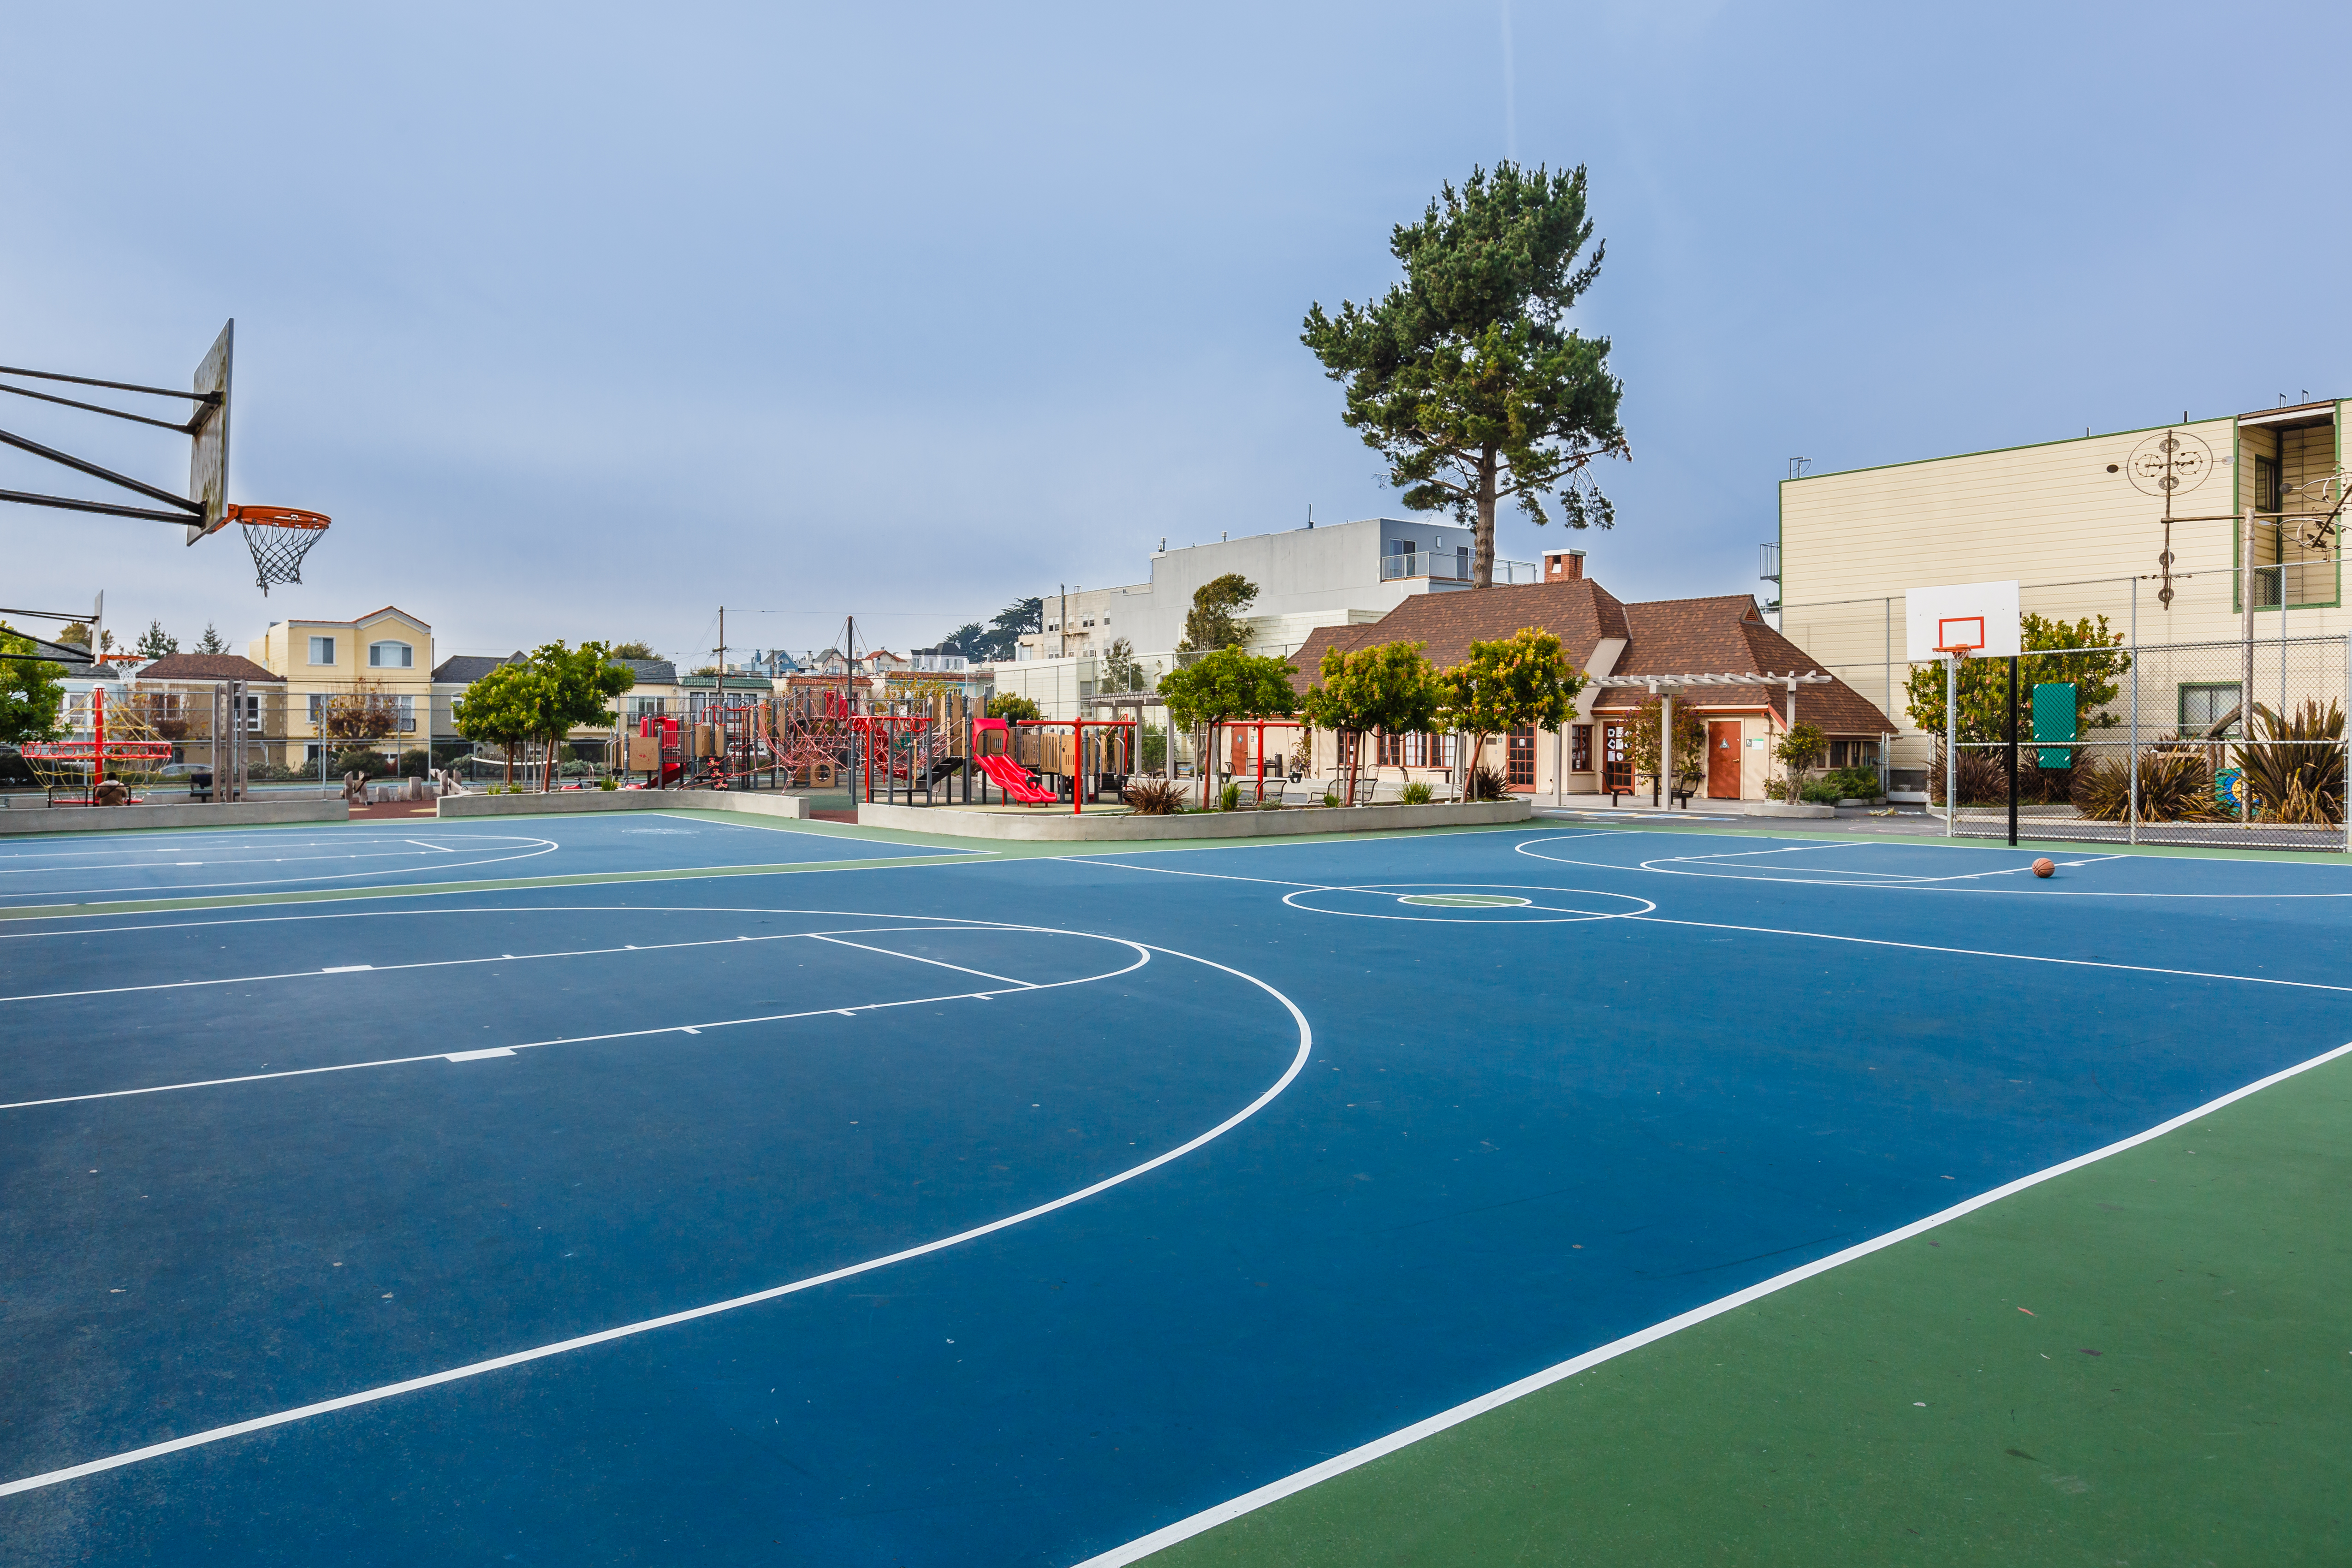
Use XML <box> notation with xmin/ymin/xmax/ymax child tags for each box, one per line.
<box><xmin>2</xmin><ymin>811</ymin><xmax>2347</xmax><ymax>1565</ymax></box>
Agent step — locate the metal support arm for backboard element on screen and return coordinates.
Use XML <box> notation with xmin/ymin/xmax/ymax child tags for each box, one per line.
<box><xmin>0</xmin><ymin>323</ymin><xmax>232</xmax><ymax>539</ymax></box>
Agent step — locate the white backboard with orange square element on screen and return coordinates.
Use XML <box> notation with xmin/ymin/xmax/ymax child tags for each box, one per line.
<box><xmin>1904</xmin><ymin>580</ymin><xmax>2019</xmax><ymax>660</ymax></box>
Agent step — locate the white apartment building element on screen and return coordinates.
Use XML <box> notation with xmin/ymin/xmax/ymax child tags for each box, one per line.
<box><xmin>998</xmin><ymin>517</ymin><xmax>1540</xmax><ymax>716</ymax></box>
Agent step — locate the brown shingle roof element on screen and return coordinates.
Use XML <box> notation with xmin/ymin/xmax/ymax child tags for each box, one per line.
<box><xmin>133</xmin><ymin>653</ymin><xmax>284</xmax><ymax>683</ymax></box>
<box><xmin>1590</xmin><ymin>594</ymin><xmax>1894</xmax><ymax>735</ymax></box>
<box><xmin>1283</xmin><ymin>580</ymin><xmax>1633</xmax><ymax>694</ymax></box>
<box><xmin>1282</xmin><ymin>582</ymin><xmax>1895</xmax><ymax>736</ymax></box>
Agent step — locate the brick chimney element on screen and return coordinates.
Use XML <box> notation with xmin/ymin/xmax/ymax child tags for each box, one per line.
<box><xmin>1543</xmin><ymin>549</ymin><xmax>1586</xmax><ymax>582</ymax></box>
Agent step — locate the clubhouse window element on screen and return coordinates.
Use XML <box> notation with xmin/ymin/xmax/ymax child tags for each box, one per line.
<box><xmin>308</xmin><ymin>636</ymin><xmax>335</xmax><ymax>665</ymax></box>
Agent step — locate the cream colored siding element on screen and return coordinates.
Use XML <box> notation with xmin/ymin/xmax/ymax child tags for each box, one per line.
<box><xmin>1776</xmin><ymin>413</ymin><xmax>2346</xmax><ymax>770</ymax></box>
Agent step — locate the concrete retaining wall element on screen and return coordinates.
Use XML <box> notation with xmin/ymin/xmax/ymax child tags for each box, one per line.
<box><xmin>855</xmin><ymin>798</ymin><xmax>1531</xmax><ymax>842</ymax></box>
<box><xmin>436</xmin><ymin>790</ymin><xmax>810</xmax><ymax>822</ymax></box>
<box><xmin>0</xmin><ymin>798</ymin><xmax>350</xmax><ymax>835</ymax></box>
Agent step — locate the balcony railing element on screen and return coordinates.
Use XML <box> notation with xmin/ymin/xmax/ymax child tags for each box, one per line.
<box><xmin>1760</xmin><ymin>543</ymin><xmax>1781</xmax><ymax>582</ymax></box>
<box><xmin>1379</xmin><ymin>552</ymin><xmax>1538</xmax><ymax>584</ymax></box>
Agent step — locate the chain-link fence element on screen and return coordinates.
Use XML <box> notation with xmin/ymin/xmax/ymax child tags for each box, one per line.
<box><xmin>1928</xmin><ymin>633</ymin><xmax>2350</xmax><ymax>850</ymax></box>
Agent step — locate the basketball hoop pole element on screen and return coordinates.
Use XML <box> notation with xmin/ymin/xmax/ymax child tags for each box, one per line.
<box><xmin>2006</xmin><ymin>654</ymin><xmax>2019</xmax><ymax>848</ymax></box>
<box><xmin>1943</xmin><ymin>654</ymin><xmax>1956</xmax><ymax>838</ymax></box>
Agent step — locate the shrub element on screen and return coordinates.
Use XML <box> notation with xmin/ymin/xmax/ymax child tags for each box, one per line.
<box><xmin>1466</xmin><ymin>763</ymin><xmax>1509</xmax><ymax>802</ymax></box>
<box><xmin>1926</xmin><ymin>744</ymin><xmax>2008</xmax><ymax>806</ymax></box>
<box><xmin>1399</xmin><ymin>779</ymin><xmax>1434</xmax><ymax>805</ymax></box>
<box><xmin>597</xmin><ymin>777</ymin><xmax>619</xmax><ymax>791</ymax></box>
<box><xmin>1122</xmin><ymin>777</ymin><xmax>1182</xmax><ymax>815</ymax></box>
<box><xmin>2234</xmin><ymin>701</ymin><xmax>2344</xmax><ymax>825</ymax></box>
<box><xmin>1798</xmin><ymin>778</ymin><xmax>1844</xmax><ymax>803</ymax></box>
<box><xmin>398</xmin><ymin>748</ymin><xmax>433</xmax><ymax>778</ymax></box>
<box><xmin>2072</xmin><ymin>748</ymin><xmax>2227</xmax><ymax>823</ymax></box>
<box><xmin>1321</xmin><ymin>790</ymin><xmax>1340</xmax><ymax>807</ymax></box>
<box><xmin>1821</xmin><ymin>764</ymin><xmax>1881</xmax><ymax>800</ymax></box>
<box><xmin>1217</xmin><ymin>780</ymin><xmax>1242</xmax><ymax>812</ymax></box>
<box><xmin>333</xmin><ymin>748</ymin><xmax>394</xmax><ymax>779</ymax></box>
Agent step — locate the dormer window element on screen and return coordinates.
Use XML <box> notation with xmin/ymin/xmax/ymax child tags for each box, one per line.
<box><xmin>368</xmin><ymin>640</ymin><xmax>413</xmax><ymax>669</ymax></box>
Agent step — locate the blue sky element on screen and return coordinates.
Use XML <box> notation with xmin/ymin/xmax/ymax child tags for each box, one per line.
<box><xmin>6</xmin><ymin>3</ymin><xmax>2348</xmax><ymax>665</ymax></box>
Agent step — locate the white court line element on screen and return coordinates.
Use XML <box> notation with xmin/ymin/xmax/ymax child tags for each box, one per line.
<box><xmin>0</xmin><ymin>940</ymin><xmax>1308</xmax><ymax>1501</ymax></box>
<box><xmin>0</xmin><ymin>837</ymin><xmax>561</xmax><ymax>903</ymax></box>
<box><xmin>1074</xmin><ymin>1034</ymin><xmax>2352</xmax><ymax>1567</ymax></box>
<box><xmin>1623</xmin><ymin>913</ymin><xmax>2352</xmax><ymax>995</ymax></box>
<box><xmin>0</xmin><ymin>922</ymin><xmax>1004</xmax><ymax>1005</ymax></box>
<box><xmin>804</xmin><ymin>933</ymin><xmax>1040</xmax><ymax>989</ymax></box>
<box><xmin>1511</xmin><ymin>836</ymin><xmax>2352</xmax><ymax>897</ymax></box>
<box><xmin>0</xmin><ymin>925</ymin><xmax>1149</xmax><ymax>1112</ymax></box>
<box><xmin>1079</xmin><ymin>859</ymin><xmax>1337</xmax><ymax>892</ymax></box>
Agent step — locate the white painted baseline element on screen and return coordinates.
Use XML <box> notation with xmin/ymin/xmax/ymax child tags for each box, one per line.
<box><xmin>1072</xmin><ymin>1036</ymin><xmax>2352</xmax><ymax>1568</ymax></box>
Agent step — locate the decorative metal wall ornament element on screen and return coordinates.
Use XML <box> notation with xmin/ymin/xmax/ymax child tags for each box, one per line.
<box><xmin>2286</xmin><ymin>468</ymin><xmax>2348</xmax><ymax>552</ymax></box>
<box><xmin>2123</xmin><ymin>428</ymin><xmax>2211</xmax><ymax>609</ymax></box>
<box><xmin>2126</xmin><ymin>428</ymin><xmax>2212</xmax><ymax>498</ymax></box>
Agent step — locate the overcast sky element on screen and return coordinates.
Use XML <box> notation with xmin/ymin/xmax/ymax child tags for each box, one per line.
<box><xmin>6</xmin><ymin>2</ymin><xmax>2349</xmax><ymax>665</ymax></box>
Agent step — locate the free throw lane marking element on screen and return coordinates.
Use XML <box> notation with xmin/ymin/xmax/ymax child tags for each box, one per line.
<box><xmin>0</xmin><ymin>941</ymin><xmax>1312</xmax><ymax>1500</ymax></box>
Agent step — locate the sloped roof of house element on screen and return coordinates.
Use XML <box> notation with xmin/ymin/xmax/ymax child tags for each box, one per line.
<box><xmin>1285</xmin><ymin>579</ymin><xmax>1633</xmax><ymax>692</ymax></box>
<box><xmin>1285</xmin><ymin>581</ymin><xmax>1894</xmax><ymax>735</ymax></box>
<box><xmin>133</xmin><ymin>653</ymin><xmax>285</xmax><ymax>683</ymax></box>
<box><xmin>432</xmin><ymin>653</ymin><xmax>522</xmax><ymax>683</ymax></box>
<box><xmin>1589</xmin><ymin>594</ymin><xmax>1895</xmax><ymax>734</ymax></box>
<box><xmin>619</xmin><ymin>657</ymin><xmax>677</xmax><ymax>684</ymax></box>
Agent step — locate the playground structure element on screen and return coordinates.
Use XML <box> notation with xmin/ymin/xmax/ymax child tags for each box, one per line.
<box><xmin>972</xmin><ymin>715</ymin><xmax>1138</xmax><ymax>812</ymax></box>
<box><xmin>19</xmin><ymin>686</ymin><xmax>174</xmax><ymax>804</ymax></box>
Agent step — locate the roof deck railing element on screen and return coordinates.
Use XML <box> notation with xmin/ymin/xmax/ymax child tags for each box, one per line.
<box><xmin>1378</xmin><ymin>552</ymin><xmax>1538</xmax><ymax>585</ymax></box>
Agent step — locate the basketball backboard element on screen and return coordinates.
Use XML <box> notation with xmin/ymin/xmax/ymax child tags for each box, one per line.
<box><xmin>1904</xmin><ymin>580</ymin><xmax>2019</xmax><ymax>660</ymax></box>
<box><xmin>185</xmin><ymin>320</ymin><xmax>232</xmax><ymax>545</ymax></box>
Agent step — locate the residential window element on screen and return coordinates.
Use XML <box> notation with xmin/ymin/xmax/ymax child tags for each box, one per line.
<box><xmin>1828</xmin><ymin>739</ymin><xmax>1880</xmax><ymax>769</ymax></box>
<box><xmin>369</xmin><ymin>640</ymin><xmax>413</xmax><ymax>669</ymax></box>
<box><xmin>2179</xmin><ymin>683</ymin><xmax>2240</xmax><ymax>738</ymax></box>
<box><xmin>1571</xmin><ymin>724</ymin><xmax>1593</xmax><ymax>772</ymax></box>
<box><xmin>1506</xmin><ymin>725</ymin><xmax>1536</xmax><ymax>789</ymax></box>
<box><xmin>396</xmin><ymin>695</ymin><xmax>416</xmax><ymax>733</ymax></box>
<box><xmin>308</xmin><ymin>694</ymin><xmax>324</xmax><ymax>725</ymax></box>
<box><xmin>308</xmin><ymin>636</ymin><xmax>335</xmax><ymax>665</ymax></box>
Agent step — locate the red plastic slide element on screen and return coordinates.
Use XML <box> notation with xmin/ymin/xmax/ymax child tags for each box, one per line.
<box><xmin>975</xmin><ymin>753</ymin><xmax>1057</xmax><ymax>804</ymax></box>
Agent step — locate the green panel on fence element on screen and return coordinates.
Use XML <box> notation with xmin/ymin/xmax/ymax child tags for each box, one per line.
<box><xmin>2033</xmin><ymin>682</ymin><xmax>2076</xmax><ymax>768</ymax></box>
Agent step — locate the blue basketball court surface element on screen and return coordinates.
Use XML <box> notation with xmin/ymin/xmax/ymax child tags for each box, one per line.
<box><xmin>2</xmin><ymin>812</ymin><xmax>2346</xmax><ymax>1565</ymax></box>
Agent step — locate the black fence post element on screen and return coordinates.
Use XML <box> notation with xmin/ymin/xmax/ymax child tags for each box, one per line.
<box><xmin>2006</xmin><ymin>654</ymin><xmax>2019</xmax><ymax>847</ymax></box>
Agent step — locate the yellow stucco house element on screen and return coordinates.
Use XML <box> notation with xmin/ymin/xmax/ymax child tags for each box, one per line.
<box><xmin>248</xmin><ymin>607</ymin><xmax>436</xmax><ymax>769</ymax></box>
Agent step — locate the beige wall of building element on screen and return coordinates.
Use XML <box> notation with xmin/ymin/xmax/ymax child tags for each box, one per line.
<box><xmin>1776</xmin><ymin>402</ymin><xmax>2346</xmax><ymax>773</ymax></box>
<box><xmin>249</xmin><ymin>607</ymin><xmax>436</xmax><ymax>766</ymax></box>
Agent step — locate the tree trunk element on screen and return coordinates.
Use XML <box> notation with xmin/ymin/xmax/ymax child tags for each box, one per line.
<box><xmin>503</xmin><ymin>743</ymin><xmax>513</xmax><ymax>789</ymax></box>
<box><xmin>543</xmin><ymin>734</ymin><xmax>555</xmax><ymax>790</ymax></box>
<box><xmin>1473</xmin><ymin>443</ymin><xmax>1499</xmax><ymax>588</ymax></box>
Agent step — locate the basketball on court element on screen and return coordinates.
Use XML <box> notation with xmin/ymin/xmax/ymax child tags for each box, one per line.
<box><xmin>2032</xmin><ymin>858</ymin><xmax>2055</xmax><ymax>878</ymax></box>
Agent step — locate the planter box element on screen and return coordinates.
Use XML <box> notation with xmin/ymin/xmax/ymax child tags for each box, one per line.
<box><xmin>436</xmin><ymin>790</ymin><xmax>809</xmax><ymax>821</ymax></box>
<box><xmin>0</xmin><ymin>798</ymin><xmax>350</xmax><ymax>836</ymax></box>
<box><xmin>855</xmin><ymin>798</ymin><xmax>1532</xmax><ymax>842</ymax></box>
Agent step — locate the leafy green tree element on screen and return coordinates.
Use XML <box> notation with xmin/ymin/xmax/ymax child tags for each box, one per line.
<box><xmin>1160</xmin><ymin>645</ymin><xmax>1297</xmax><ymax>806</ymax></box>
<box><xmin>1437</xmin><ymin>627</ymin><xmax>1585</xmax><ymax>794</ymax></box>
<box><xmin>1903</xmin><ymin>613</ymin><xmax>2131</xmax><ymax>743</ymax></box>
<box><xmin>516</xmin><ymin>641</ymin><xmax>636</xmax><ymax>790</ymax></box>
<box><xmin>986</xmin><ymin>692</ymin><xmax>1040</xmax><ymax>722</ymax></box>
<box><xmin>454</xmin><ymin>663</ymin><xmax>539</xmax><ymax>788</ymax></box>
<box><xmin>1773</xmin><ymin>722</ymin><xmax>1826</xmax><ymax>802</ymax></box>
<box><xmin>978</xmin><ymin>598</ymin><xmax>1044</xmax><ymax>662</ymax></box>
<box><xmin>1302</xmin><ymin>162</ymin><xmax>1628</xmax><ymax>587</ymax></box>
<box><xmin>1627</xmin><ymin>695</ymin><xmax>1707</xmax><ymax>802</ymax></box>
<box><xmin>1102</xmin><ymin>636</ymin><xmax>1143</xmax><ymax>693</ymax></box>
<box><xmin>933</xmin><ymin>623</ymin><xmax>987</xmax><ymax>661</ymax></box>
<box><xmin>608</xmin><ymin>640</ymin><xmax>656</xmax><ymax>660</ymax></box>
<box><xmin>195</xmin><ymin>623</ymin><xmax>228</xmax><ymax>654</ymax></box>
<box><xmin>1177</xmin><ymin>574</ymin><xmax>1258</xmax><ymax>653</ymax></box>
<box><xmin>134</xmin><ymin>619</ymin><xmax>178</xmax><ymax>658</ymax></box>
<box><xmin>0</xmin><ymin>624</ymin><xmax>67</xmax><ymax>746</ymax></box>
<box><xmin>1301</xmin><ymin>641</ymin><xmax>1443</xmax><ymax>804</ymax></box>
